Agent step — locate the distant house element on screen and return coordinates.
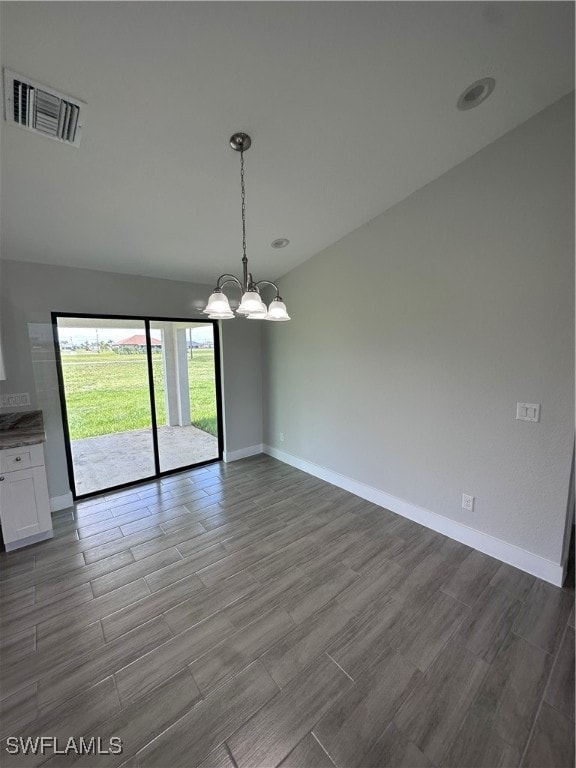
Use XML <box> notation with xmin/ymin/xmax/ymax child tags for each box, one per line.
<box><xmin>111</xmin><ymin>334</ymin><xmax>162</xmax><ymax>354</ymax></box>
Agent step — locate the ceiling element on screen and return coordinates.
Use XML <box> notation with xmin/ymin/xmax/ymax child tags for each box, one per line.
<box><xmin>1</xmin><ymin>2</ymin><xmax>574</xmax><ymax>286</ymax></box>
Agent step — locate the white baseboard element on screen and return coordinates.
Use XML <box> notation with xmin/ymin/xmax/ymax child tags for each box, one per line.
<box><xmin>264</xmin><ymin>444</ymin><xmax>565</xmax><ymax>587</ymax></box>
<box><xmin>5</xmin><ymin>529</ymin><xmax>54</xmax><ymax>552</ymax></box>
<box><xmin>50</xmin><ymin>492</ymin><xmax>74</xmax><ymax>512</ymax></box>
<box><xmin>223</xmin><ymin>444</ymin><xmax>264</xmax><ymax>463</ymax></box>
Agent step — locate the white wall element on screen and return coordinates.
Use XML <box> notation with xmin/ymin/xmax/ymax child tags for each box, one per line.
<box><xmin>263</xmin><ymin>94</ymin><xmax>574</xmax><ymax>583</ymax></box>
<box><xmin>0</xmin><ymin>260</ymin><xmax>262</xmax><ymax>503</ymax></box>
<box><xmin>219</xmin><ymin>318</ymin><xmax>264</xmax><ymax>460</ymax></box>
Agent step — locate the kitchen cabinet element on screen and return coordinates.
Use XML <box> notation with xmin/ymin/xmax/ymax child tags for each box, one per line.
<box><xmin>0</xmin><ymin>443</ymin><xmax>53</xmax><ymax>551</ymax></box>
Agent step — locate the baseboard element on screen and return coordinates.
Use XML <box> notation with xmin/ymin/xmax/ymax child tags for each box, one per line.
<box><xmin>50</xmin><ymin>492</ymin><xmax>74</xmax><ymax>512</ymax></box>
<box><xmin>264</xmin><ymin>444</ymin><xmax>565</xmax><ymax>587</ymax></box>
<box><xmin>223</xmin><ymin>444</ymin><xmax>264</xmax><ymax>463</ymax></box>
<box><xmin>5</xmin><ymin>529</ymin><xmax>54</xmax><ymax>552</ymax></box>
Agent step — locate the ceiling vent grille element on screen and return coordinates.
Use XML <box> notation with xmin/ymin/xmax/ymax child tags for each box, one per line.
<box><xmin>3</xmin><ymin>69</ymin><xmax>86</xmax><ymax>147</ymax></box>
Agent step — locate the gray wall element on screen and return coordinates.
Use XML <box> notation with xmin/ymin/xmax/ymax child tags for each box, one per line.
<box><xmin>263</xmin><ymin>94</ymin><xmax>574</xmax><ymax>567</ymax></box>
<box><xmin>0</xmin><ymin>260</ymin><xmax>262</xmax><ymax>500</ymax></box>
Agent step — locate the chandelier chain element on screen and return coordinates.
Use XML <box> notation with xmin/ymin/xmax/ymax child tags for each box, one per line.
<box><xmin>240</xmin><ymin>149</ymin><xmax>247</xmax><ymax>263</ymax></box>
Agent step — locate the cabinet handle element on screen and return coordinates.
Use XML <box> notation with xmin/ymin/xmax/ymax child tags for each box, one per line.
<box><xmin>15</xmin><ymin>456</ymin><xmax>22</xmax><ymax>461</ymax></box>
<box><xmin>0</xmin><ymin>477</ymin><xmax>4</xmax><ymax>481</ymax></box>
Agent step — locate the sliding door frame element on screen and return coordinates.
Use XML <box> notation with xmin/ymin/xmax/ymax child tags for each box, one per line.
<box><xmin>52</xmin><ymin>312</ymin><xmax>224</xmax><ymax>500</ymax></box>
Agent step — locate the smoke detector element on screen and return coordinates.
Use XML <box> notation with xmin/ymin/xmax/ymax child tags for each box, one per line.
<box><xmin>3</xmin><ymin>69</ymin><xmax>86</xmax><ymax>147</ymax></box>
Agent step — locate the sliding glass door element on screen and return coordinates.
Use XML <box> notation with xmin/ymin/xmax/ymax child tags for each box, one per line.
<box><xmin>149</xmin><ymin>321</ymin><xmax>219</xmax><ymax>473</ymax></box>
<box><xmin>53</xmin><ymin>314</ymin><xmax>222</xmax><ymax>498</ymax></box>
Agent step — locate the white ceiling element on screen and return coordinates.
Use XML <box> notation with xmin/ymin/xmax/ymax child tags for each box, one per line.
<box><xmin>1</xmin><ymin>2</ymin><xmax>574</xmax><ymax>286</ymax></box>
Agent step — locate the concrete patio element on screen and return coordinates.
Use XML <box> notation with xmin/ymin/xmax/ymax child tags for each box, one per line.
<box><xmin>70</xmin><ymin>424</ymin><xmax>219</xmax><ymax>496</ymax></box>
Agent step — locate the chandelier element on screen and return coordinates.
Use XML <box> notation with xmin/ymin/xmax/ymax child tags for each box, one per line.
<box><xmin>203</xmin><ymin>133</ymin><xmax>291</xmax><ymax>321</ymax></box>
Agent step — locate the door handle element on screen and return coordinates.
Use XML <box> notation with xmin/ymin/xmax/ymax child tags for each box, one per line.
<box><xmin>15</xmin><ymin>456</ymin><xmax>22</xmax><ymax>461</ymax></box>
<box><xmin>0</xmin><ymin>477</ymin><xmax>4</xmax><ymax>481</ymax></box>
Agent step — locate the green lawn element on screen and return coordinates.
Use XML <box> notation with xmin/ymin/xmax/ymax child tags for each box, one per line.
<box><xmin>60</xmin><ymin>350</ymin><xmax>218</xmax><ymax>440</ymax></box>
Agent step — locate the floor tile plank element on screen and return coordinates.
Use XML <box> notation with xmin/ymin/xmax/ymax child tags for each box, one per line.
<box><xmin>360</xmin><ymin>721</ymin><xmax>434</xmax><ymax>768</ymax></box>
<box><xmin>35</xmin><ymin>551</ymin><xmax>136</xmax><ymax>602</ymax></box>
<box><xmin>283</xmin><ymin>563</ymin><xmax>359</xmax><ymax>624</ymax></box>
<box><xmin>129</xmin><ymin>522</ymin><xmax>207</xmax><ymax>560</ymax></box>
<box><xmin>457</xmin><ymin>585</ymin><xmax>521</xmax><ymax>663</ymax></box>
<box><xmin>83</xmin><ymin>527</ymin><xmax>164</xmax><ymax>565</ymax></box>
<box><xmin>331</xmin><ymin>556</ymin><xmax>402</xmax><ymax>616</ymax></box>
<box><xmin>90</xmin><ymin>548</ymin><xmax>182</xmax><ymax>597</ymax></box>
<box><xmin>327</xmin><ymin>595</ymin><xmax>409</xmax><ymax>679</ymax></box>
<box><xmin>1</xmin><ymin>583</ymin><xmax>95</xmax><ymax>640</ymax></box>
<box><xmin>224</xmin><ymin>568</ymin><xmax>310</xmax><ymax>630</ymax></box>
<box><xmin>441</xmin><ymin>550</ymin><xmax>501</xmax><ymax>606</ymax></box>
<box><xmin>227</xmin><ymin>655</ymin><xmax>352</xmax><ymax>768</ymax></box>
<box><xmin>521</xmin><ymin>701</ymin><xmax>575</xmax><ymax>768</ymax></box>
<box><xmin>260</xmin><ymin>601</ymin><xmax>354</xmax><ymax>688</ymax></box>
<box><xmin>64</xmin><ymin>669</ymin><xmax>202</xmax><ymax>768</ymax></box>
<box><xmin>313</xmin><ymin>646</ymin><xmax>422</xmax><ymax>768</ymax></box>
<box><xmin>163</xmin><ymin>570</ymin><xmax>259</xmax><ymax>635</ymax></box>
<box><xmin>3</xmin><ymin>677</ymin><xmax>120</xmax><ymax>767</ymax></box>
<box><xmin>489</xmin><ymin>564</ymin><xmax>536</xmax><ymax>602</ymax></box>
<box><xmin>543</xmin><ymin>626</ymin><xmax>575</xmax><ymax>721</ymax></box>
<box><xmin>145</xmin><ymin>544</ymin><xmax>228</xmax><ymax>592</ymax></box>
<box><xmin>390</xmin><ymin>590</ymin><xmax>469</xmax><ymax>671</ymax></box>
<box><xmin>101</xmin><ymin>573</ymin><xmax>205</xmax><ymax>642</ymax></box>
<box><xmin>0</xmin><ymin>683</ymin><xmax>38</xmax><ymax>740</ymax></box>
<box><xmin>0</xmin><ymin>626</ymin><xmax>36</xmax><ymax>666</ymax></box>
<box><xmin>115</xmin><ymin>611</ymin><xmax>234</xmax><ymax>706</ymax></box>
<box><xmin>277</xmin><ymin>734</ymin><xmax>335</xmax><ymax>768</ymax></box>
<box><xmin>191</xmin><ymin>606</ymin><xmax>295</xmax><ymax>694</ymax></box>
<box><xmin>35</xmin><ymin>579</ymin><xmax>150</xmax><ymax>644</ymax></box>
<box><xmin>2</xmin><ymin>621</ymin><xmax>106</xmax><ymax>702</ymax></box>
<box><xmin>137</xmin><ymin>662</ymin><xmax>279</xmax><ymax>768</ymax></box>
<box><xmin>441</xmin><ymin>709</ymin><xmax>522</xmax><ymax>768</ymax></box>
<box><xmin>470</xmin><ymin>632</ymin><xmax>554</xmax><ymax>752</ymax></box>
<box><xmin>197</xmin><ymin>743</ymin><xmax>236</xmax><ymax>768</ymax></box>
<box><xmin>37</xmin><ymin>616</ymin><xmax>172</xmax><ymax>709</ymax></box>
<box><xmin>513</xmin><ymin>580</ymin><xmax>573</xmax><ymax>655</ymax></box>
<box><xmin>394</xmin><ymin>639</ymin><xmax>489</xmax><ymax>765</ymax></box>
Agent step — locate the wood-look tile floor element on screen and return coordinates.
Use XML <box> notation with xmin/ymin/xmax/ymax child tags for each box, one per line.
<box><xmin>1</xmin><ymin>455</ymin><xmax>574</xmax><ymax>768</ymax></box>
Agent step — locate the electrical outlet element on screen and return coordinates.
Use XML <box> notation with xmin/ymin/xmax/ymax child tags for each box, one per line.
<box><xmin>279</xmin><ymin>432</ymin><xmax>285</xmax><ymax>442</ymax></box>
<box><xmin>516</xmin><ymin>403</ymin><xmax>540</xmax><ymax>422</ymax></box>
<box><xmin>0</xmin><ymin>392</ymin><xmax>30</xmax><ymax>408</ymax></box>
<box><xmin>462</xmin><ymin>493</ymin><xmax>475</xmax><ymax>512</ymax></box>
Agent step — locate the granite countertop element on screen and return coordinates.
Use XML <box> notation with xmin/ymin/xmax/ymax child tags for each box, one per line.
<box><xmin>0</xmin><ymin>410</ymin><xmax>46</xmax><ymax>450</ymax></box>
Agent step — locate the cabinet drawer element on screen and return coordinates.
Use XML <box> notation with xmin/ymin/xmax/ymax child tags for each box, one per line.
<box><xmin>0</xmin><ymin>443</ymin><xmax>44</xmax><ymax>472</ymax></box>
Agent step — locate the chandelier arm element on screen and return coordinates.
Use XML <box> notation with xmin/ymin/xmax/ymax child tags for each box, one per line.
<box><xmin>215</xmin><ymin>274</ymin><xmax>243</xmax><ymax>292</ymax></box>
<box><xmin>253</xmin><ymin>279</ymin><xmax>281</xmax><ymax>298</ymax></box>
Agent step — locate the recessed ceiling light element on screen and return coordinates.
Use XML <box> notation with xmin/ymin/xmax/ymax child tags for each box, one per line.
<box><xmin>457</xmin><ymin>77</ymin><xmax>496</xmax><ymax>111</ymax></box>
<box><xmin>271</xmin><ymin>238</ymin><xmax>290</xmax><ymax>249</ymax></box>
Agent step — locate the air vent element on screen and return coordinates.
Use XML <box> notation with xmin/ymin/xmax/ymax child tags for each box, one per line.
<box><xmin>3</xmin><ymin>69</ymin><xmax>85</xmax><ymax>147</ymax></box>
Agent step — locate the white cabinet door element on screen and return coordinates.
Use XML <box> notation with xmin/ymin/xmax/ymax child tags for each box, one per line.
<box><xmin>0</xmin><ymin>466</ymin><xmax>52</xmax><ymax>546</ymax></box>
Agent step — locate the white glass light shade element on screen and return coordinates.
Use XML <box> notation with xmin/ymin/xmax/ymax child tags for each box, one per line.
<box><xmin>208</xmin><ymin>311</ymin><xmax>235</xmax><ymax>319</ymax></box>
<box><xmin>237</xmin><ymin>290</ymin><xmax>266</xmax><ymax>315</ymax></box>
<box><xmin>267</xmin><ymin>298</ymin><xmax>291</xmax><ymax>321</ymax></box>
<box><xmin>203</xmin><ymin>290</ymin><xmax>231</xmax><ymax>315</ymax></box>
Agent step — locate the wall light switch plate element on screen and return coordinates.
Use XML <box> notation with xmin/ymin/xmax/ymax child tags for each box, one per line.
<box><xmin>516</xmin><ymin>403</ymin><xmax>540</xmax><ymax>422</ymax></box>
<box><xmin>0</xmin><ymin>392</ymin><xmax>31</xmax><ymax>408</ymax></box>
